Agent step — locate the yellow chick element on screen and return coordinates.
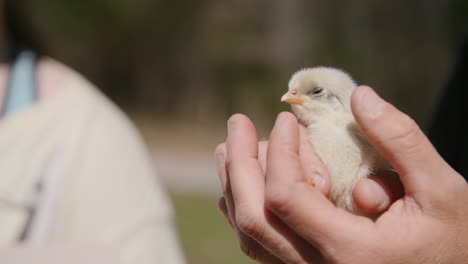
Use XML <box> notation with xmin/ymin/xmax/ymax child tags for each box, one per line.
<box><xmin>281</xmin><ymin>67</ymin><xmax>388</xmax><ymax>214</ymax></box>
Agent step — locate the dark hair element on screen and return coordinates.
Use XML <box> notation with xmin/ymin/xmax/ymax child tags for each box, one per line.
<box><xmin>5</xmin><ymin>0</ymin><xmax>46</xmax><ymax>58</ymax></box>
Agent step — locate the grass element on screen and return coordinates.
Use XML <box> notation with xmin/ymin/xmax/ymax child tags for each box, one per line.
<box><xmin>170</xmin><ymin>193</ymin><xmax>255</xmax><ymax>264</ymax></box>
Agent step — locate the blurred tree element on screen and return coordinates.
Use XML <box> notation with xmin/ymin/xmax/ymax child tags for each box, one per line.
<box><xmin>21</xmin><ymin>0</ymin><xmax>466</xmax><ymax>126</ymax></box>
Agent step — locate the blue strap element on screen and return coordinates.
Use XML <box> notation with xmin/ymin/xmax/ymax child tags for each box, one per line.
<box><xmin>3</xmin><ymin>50</ymin><xmax>37</xmax><ymax>115</ymax></box>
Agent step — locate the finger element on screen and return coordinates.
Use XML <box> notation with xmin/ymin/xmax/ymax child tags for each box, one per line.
<box><xmin>299</xmin><ymin>125</ymin><xmax>331</xmax><ymax>196</ymax></box>
<box><xmin>258</xmin><ymin>141</ymin><xmax>268</xmax><ymax>173</ymax></box>
<box><xmin>215</xmin><ymin>141</ymin><xmax>243</xmax><ymax>237</ymax></box>
<box><xmin>265</xmin><ymin>112</ymin><xmax>372</xmax><ymax>255</ymax></box>
<box><xmin>218</xmin><ymin>198</ymin><xmax>285</xmax><ymax>264</ymax></box>
<box><xmin>217</xmin><ymin>135</ymin><xmax>274</xmax><ymax>263</ymax></box>
<box><xmin>215</xmin><ymin>142</ymin><xmax>241</xmax><ymax>231</ymax></box>
<box><xmin>353</xmin><ymin>170</ymin><xmax>404</xmax><ymax>214</ymax></box>
<box><xmin>260</xmin><ymin>126</ymin><xmax>331</xmax><ymax>196</ymax></box>
<box><xmin>215</xmin><ymin>143</ymin><xmax>239</xmax><ymax>228</ymax></box>
<box><xmin>215</xmin><ymin>143</ymin><xmax>228</xmax><ymax>193</ymax></box>
<box><xmin>218</xmin><ymin>197</ymin><xmax>234</xmax><ymax>229</ymax></box>
<box><xmin>237</xmin><ymin>234</ymin><xmax>286</xmax><ymax>264</ymax></box>
<box><xmin>351</xmin><ymin>86</ymin><xmax>456</xmax><ymax>196</ymax></box>
<box><xmin>218</xmin><ymin>197</ymin><xmax>228</xmax><ymax>216</ymax></box>
<box><xmin>226</xmin><ymin>114</ymin><xmax>322</xmax><ymax>263</ymax></box>
<box><xmin>226</xmin><ymin>114</ymin><xmax>265</xmax><ymax>218</ymax></box>
<box><xmin>257</xmin><ymin>138</ymin><xmax>328</xmax><ymax>262</ymax></box>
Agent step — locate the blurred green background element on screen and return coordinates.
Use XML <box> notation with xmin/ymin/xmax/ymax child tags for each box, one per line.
<box><xmin>19</xmin><ymin>0</ymin><xmax>468</xmax><ymax>263</ymax></box>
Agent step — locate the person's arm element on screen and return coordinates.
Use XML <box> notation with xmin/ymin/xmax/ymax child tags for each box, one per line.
<box><xmin>216</xmin><ymin>86</ymin><xmax>468</xmax><ymax>263</ymax></box>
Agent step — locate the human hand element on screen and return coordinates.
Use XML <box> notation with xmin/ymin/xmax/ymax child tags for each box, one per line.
<box><xmin>215</xmin><ymin>86</ymin><xmax>468</xmax><ymax>263</ymax></box>
<box><xmin>215</xmin><ymin>119</ymin><xmax>331</xmax><ymax>263</ymax></box>
<box><xmin>215</xmin><ymin>115</ymin><xmax>400</xmax><ymax>263</ymax></box>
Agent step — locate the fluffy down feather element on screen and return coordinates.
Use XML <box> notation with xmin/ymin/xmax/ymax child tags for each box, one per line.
<box><xmin>281</xmin><ymin>67</ymin><xmax>389</xmax><ymax>214</ymax></box>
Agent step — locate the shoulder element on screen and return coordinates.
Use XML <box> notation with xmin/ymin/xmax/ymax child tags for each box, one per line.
<box><xmin>36</xmin><ymin>58</ymin><xmax>125</xmax><ymax>128</ymax></box>
<box><xmin>36</xmin><ymin>57</ymin><xmax>141</xmax><ymax>147</ymax></box>
<box><xmin>36</xmin><ymin>57</ymin><xmax>93</xmax><ymax>100</ymax></box>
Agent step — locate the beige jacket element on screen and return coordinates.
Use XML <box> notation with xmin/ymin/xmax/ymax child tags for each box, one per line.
<box><xmin>0</xmin><ymin>65</ymin><xmax>185</xmax><ymax>264</ymax></box>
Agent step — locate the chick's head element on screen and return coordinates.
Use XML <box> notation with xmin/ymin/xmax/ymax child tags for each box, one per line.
<box><xmin>282</xmin><ymin>67</ymin><xmax>357</xmax><ymax>125</ymax></box>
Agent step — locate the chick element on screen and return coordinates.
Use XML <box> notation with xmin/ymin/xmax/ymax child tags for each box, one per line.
<box><xmin>281</xmin><ymin>67</ymin><xmax>388</xmax><ymax>214</ymax></box>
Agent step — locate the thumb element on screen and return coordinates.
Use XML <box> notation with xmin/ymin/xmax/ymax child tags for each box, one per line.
<box><xmin>351</xmin><ymin>86</ymin><xmax>455</xmax><ymax>198</ymax></box>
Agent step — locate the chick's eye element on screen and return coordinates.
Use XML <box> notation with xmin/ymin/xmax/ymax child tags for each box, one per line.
<box><xmin>309</xmin><ymin>87</ymin><xmax>325</xmax><ymax>96</ymax></box>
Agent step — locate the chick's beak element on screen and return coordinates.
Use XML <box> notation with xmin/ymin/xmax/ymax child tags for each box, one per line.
<box><xmin>281</xmin><ymin>91</ymin><xmax>306</xmax><ymax>105</ymax></box>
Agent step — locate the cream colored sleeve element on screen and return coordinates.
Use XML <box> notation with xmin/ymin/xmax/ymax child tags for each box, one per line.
<box><xmin>53</xmin><ymin>90</ymin><xmax>185</xmax><ymax>264</ymax></box>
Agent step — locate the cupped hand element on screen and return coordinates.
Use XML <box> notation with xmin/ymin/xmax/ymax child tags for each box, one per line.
<box><xmin>215</xmin><ymin>86</ymin><xmax>468</xmax><ymax>263</ymax></box>
<box><xmin>215</xmin><ymin>116</ymin><xmax>399</xmax><ymax>263</ymax></box>
<box><xmin>215</xmin><ymin>118</ymin><xmax>330</xmax><ymax>263</ymax></box>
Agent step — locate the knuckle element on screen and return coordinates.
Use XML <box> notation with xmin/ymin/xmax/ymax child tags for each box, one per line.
<box><xmin>239</xmin><ymin>241</ymin><xmax>259</xmax><ymax>260</ymax></box>
<box><xmin>389</xmin><ymin>114</ymin><xmax>423</xmax><ymax>150</ymax></box>
<box><xmin>270</xmin><ymin>143</ymin><xmax>300</xmax><ymax>164</ymax></box>
<box><xmin>225</xmin><ymin>155</ymin><xmax>253</xmax><ymax>174</ymax></box>
<box><xmin>239</xmin><ymin>241</ymin><xmax>253</xmax><ymax>258</ymax></box>
<box><xmin>238</xmin><ymin>235</ymin><xmax>263</xmax><ymax>261</ymax></box>
<box><xmin>273</xmin><ymin>138</ymin><xmax>294</xmax><ymax>152</ymax></box>
<box><xmin>265</xmin><ymin>186</ymin><xmax>293</xmax><ymax>216</ymax></box>
<box><xmin>235</xmin><ymin>209</ymin><xmax>265</xmax><ymax>239</ymax></box>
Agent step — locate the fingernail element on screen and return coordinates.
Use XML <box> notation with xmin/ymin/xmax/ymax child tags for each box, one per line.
<box><xmin>312</xmin><ymin>174</ymin><xmax>325</xmax><ymax>190</ymax></box>
<box><xmin>227</xmin><ymin>114</ymin><xmax>242</xmax><ymax>136</ymax></box>
<box><xmin>369</xmin><ymin>180</ymin><xmax>390</xmax><ymax>211</ymax></box>
<box><xmin>273</xmin><ymin>112</ymin><xmax>289</xmax><ymax>129</ymax></box>
<box><xmin>358</xmin><ymin>87</ymin><xmax>386</xmax><ymax>119</ymax></box>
